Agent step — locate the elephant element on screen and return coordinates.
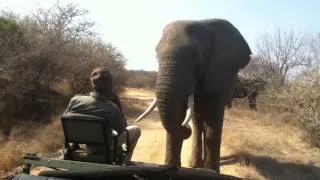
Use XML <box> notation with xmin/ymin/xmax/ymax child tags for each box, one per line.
<box><xmin>226</xmin><ymin>76</ymin><xmax>267</xmax><ymax>110</ymax></box>
<box><xmin>134</xmin><ymin>19</ymin><xmax>252</xmax><ymax>173</ymax></box>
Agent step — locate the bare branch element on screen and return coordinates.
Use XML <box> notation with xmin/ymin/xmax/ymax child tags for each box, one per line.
<box><xmin>254</xmin><ymin>27</ymin><xmax>311</xmax><ymax>87</ymax></box>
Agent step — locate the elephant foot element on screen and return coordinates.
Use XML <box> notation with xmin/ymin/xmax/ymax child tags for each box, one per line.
<box><xmin>165</xmin><ymin>160</ymin><xmax>181</xmax><ymax>168</ymax></box>
<box><xmin>164</xmin><ymin>132</ymin><xmax>183</xmax><ymax>168</ymax></box>
<box><xmin>204</xmin><ymin>161</ymin><xmax>220</xmax><ymax>174</ymax></box>
<box><xmin>188</xmin><ymin>159</ymin><xmax>204</xmax><ymax>168</ymax></box>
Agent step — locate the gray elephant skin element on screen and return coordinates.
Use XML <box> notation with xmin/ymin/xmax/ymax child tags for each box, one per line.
<box><xmin>135</xmin><ymin>19</ymin><xmax>252</xmax><ymax>173</ymax></box>
<box><xmin>226</xmin><ymin>76</ymin><xmax>267</xmax><ymax>110</ymax></box>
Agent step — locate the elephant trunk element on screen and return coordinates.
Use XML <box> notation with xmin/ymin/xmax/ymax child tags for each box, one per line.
<box><xmin>154</xmin><ymin>56</ymin><xmax>196</xmax><ymax>167</ymax></box>
<box><xmin>155</xmin><ymin>58</ymin><xmax>193</xmax><ymax>140</ymax></box>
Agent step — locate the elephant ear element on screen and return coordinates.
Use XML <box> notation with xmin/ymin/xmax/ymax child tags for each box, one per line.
<box><xmin>203</xmin><ymin>19</ymin><xmax>252</xmax><ymax>93</ymax></box>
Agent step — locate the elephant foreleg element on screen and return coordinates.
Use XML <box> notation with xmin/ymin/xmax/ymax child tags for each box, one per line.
<box><xmin>203</xmin><ymin>95</ymin><xmax>225</xmax><ymax>173</ymax></box>
<box><xmin>248</xmin><ymin>98</ymin><xmax>257</xmax><ymax>110</ymax></box>
<box><xmin>161</xmin><ymin>98</ymin><xmax>191</xmax><ymax>167</ymax></box>
<box><xmin>248</xmin><ymin>93</ymin><xmax>257</xmax><ymax>110</ymax></box>
<box><xmin>165</xmin><ymin>132</ymin><xmax>184</xmax><ymax>167</ymax></box>
<box><xmin>226</xmin><ymin>100</ymin><xmax>232</xmax><ymax>109</ymax></box>
<box><xmin>189</xmin><ymin>113</ymin><xmax>204</xmax><ymax>168</ymax></box>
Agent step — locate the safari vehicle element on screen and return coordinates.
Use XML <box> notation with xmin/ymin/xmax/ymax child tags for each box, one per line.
<box><xmin>12</xmin><ymin>113</ymin><xmax>242</xmax><ymax>180</ymax></box>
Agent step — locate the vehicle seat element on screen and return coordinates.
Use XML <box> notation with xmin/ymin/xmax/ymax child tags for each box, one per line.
<box><xmin>60</xmin><ymin>113</ymin><xmax>129</xmax><ymax>165</ymax></box>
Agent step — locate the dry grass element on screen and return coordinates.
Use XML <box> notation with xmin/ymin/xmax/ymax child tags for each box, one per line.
<box><xmin>130</xmin><ymin>89</ymin><xmax>320</xmax><ymax>179</ymax></box>
<box><xmin>1</xmin><ymin>88</ymin><xmax>320</xmax><ymax>180</ymax></box>
<box><xmin>213</xmin><ymin>106</ymin><xmax>320</xmax><ymax>179</ymax></box>
<box><xmin>0</xmin><ymin>117</ymin><xmax>64</xmax><ymax>173</ymax></box>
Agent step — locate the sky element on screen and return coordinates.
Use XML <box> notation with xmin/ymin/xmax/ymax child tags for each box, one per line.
<box><xmin>1</xmin><ymin>0</ymin><xmax>319</xmax><ymax>71</ymax></box>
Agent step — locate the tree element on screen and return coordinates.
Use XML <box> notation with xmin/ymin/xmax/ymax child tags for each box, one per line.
<box><xmin>309</xmin><ymin>33</ymin><xmax>320</xmax><ymax>68</ymax></box>
<box><xmin>0</xmin><ymin>2</ymin><xmax>128</xmax><ymax>140</ymax></box>
<box><xmin>255</xmin><ymin>28</ymin><xmax>311</xmax><ymax>87</ymax></box>
<box><xmin>253</xmin><ymin>29</ymin><xmax>320</xmax><ymax>147</ymax></box>
<box><xmin>239</xmin><ymin>55</ymin><xmax>278</xmax><ymax>81</ymax></box>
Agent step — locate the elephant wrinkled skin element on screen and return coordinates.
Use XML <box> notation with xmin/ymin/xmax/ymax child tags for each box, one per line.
<box><xmin>226</xmin><ymin>76</ymin><xmax>267</xmax><ymax>110</ymax></box>
<box><xmin>135</xmin><ymin>19</ymin><xmax>252</xmax><ymax>173</ymax></box>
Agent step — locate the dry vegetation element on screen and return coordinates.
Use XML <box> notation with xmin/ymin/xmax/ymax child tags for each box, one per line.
<box><xmin>125</xmin><ymin>70</ymin><xmax>157</xmax><ymax>89</ymax></box>
<box><xmin>129</xmin><ymin>89</ymin><xmax>320</xmax><ymax>180</ymax></box>
<box><xmin>0</xmin><ymin>2</ymin><xmax>127</xmax><ymax>143</ymax></box>
<box><xmin>2</xmin><ymin>87</ymin><xmax>315</xmax><ymax>179</ymax></box>
<box><xmin>0</xmin><ymin>117</ymin><xmax>64</xmax><ymax>172</ymax></box>
<box><xmin>0</xmin><ymin>2</ymin><xmax>320</xmax><ymax>180</ymax></box>
<box><xmin>1</xmin><ymin>88</ymin><xmax>320</xmax><ymax>179</ymax></box>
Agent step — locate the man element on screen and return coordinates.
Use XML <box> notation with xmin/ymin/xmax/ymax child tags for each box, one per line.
<box><xmin>108</xmin><ymin>91</ymin><xmax>123</xmax><ymax>113</ymax></box>
<box><xmin>64</xmin><ymin>67</ymin><xmax>141</xmax><ymax>162</ymax></box>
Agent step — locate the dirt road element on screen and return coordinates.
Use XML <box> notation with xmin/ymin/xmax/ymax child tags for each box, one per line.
<box><xmin>123</xmin><ymin>88</ymin><xmax>320</xmax><ymax>179</ymax></box>
<box><xmin>23</xmin><ymin>88</ymin><xmax>320</xmax><ymax>179</ymax></box>
<box><xmin>125</xmin><ymin>88</ymin><xmax>239</xmax><ymax>175</ymax></box>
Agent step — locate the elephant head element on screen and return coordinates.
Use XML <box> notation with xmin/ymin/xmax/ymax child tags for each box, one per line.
<box><xmin>135</xmin><ymin>19</ymin><xmax>252</xmax><ymax>172</ymax></box>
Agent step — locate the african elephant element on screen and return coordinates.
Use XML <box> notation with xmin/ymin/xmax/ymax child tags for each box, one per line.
<box><xmin>226</xmin><ymin>76</ymin><xmax>267</xmax><ymax>110</ymax></box>
<box><xmin>135</xmin><ymin>19</ymin><xmax>252</xmax><ymax>173</ymax></box>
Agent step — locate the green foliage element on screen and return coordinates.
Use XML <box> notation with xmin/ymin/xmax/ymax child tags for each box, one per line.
<box><xmin>126</xmin><ymin>70</ymin><xmax>157</xmax><ymax>89</ymax></box>
<box><xmin>0</xmin><ymin>16</ymin><xmax>26</xmax><ymax>57</ymax></box>
<box><xmin>0</xmin><ymin>17</ymin><xmax>19</xmax><ymax>32</ymax></box>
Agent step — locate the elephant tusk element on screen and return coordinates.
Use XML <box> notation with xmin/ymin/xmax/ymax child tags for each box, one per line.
<box><xmin>181</xmin><ymin>94</ymin><xmax>194</xmax><ymax>126</ymax></box>
<box><xmin>134</xmin><ymin>98</ymin><xmax>157</xmax><ymax>123</ymax></box>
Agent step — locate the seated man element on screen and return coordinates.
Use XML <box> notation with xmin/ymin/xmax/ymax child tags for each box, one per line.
<box><xmin>63</xmin><ymin>67</ymin><xmax>141</xmax><ymax>163</ymax></box>
<box><xmin>108</xmin><ymin>91</ymin><xmax>123</xmax><ymax>113</ymax></box>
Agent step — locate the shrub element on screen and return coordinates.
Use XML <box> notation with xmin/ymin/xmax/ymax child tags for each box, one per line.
<box><xmin>259</xmin><ymin>70</ymin><xmax>320</xmax><ymax>147</ymax></box>
<box><xmin>126</xmin><ymin>70</ymin><xmax>157</xmax><ymax>89</ymax></box>
<box><xmin>0</xmin><ymin>2</ymin><xmax>127</xmax><ymax>138</ymax></box>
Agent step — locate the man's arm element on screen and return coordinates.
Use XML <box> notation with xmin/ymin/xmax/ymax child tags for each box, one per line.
<box><xmin>107</xmin><ymin>104</ymin><xmax>128</xmax><ymax>133</ymax></box>
<box><xmin>108</xmin><ymin>92</ymin><xmax>123</xmax><ymax>113</ymax></box>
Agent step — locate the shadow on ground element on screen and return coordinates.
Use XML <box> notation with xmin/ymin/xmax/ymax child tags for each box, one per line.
<box><xmin>221</xmin><ymin>152</ymin><xmax>320</xmax><ymax>180</ymax></box>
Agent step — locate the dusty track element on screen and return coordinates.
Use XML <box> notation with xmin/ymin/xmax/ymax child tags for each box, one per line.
<box><xmin>125</xmin><ymin>88</ymin><xmax>238</xmax><ymax>175</ymax></box>
<box><xmin>4</xmin><ymin>88</ymin><xmax>318</xmax><ymax>179</ymax></box>
<box><xmin>123</xmin><ymin>88</ymin><xmax>320</xmax><ymax>179</ymax></box>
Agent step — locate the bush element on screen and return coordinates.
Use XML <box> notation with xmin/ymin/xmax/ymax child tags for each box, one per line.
<box><xmin>259</xmin><ymin>70</ymin><xmax>320</xmax><ymax>147</ymax></box>
<box><xmin>0</xmin><ymin>2</ymin><xmax>127</xmax><ymax>137</ymax></box>
<box><xmin>126</xmin><ymin>70</ymin><xmax>157</xmax><ymax>89</ymax></box>
<box><xmin>0</xmin><ymin>17</ymin><xmax>24</xmax><ymax>52</ymax></box>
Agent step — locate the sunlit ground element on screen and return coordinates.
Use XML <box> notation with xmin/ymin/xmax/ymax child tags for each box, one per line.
<box><xmin>1</xmin><ymin>88</ymin><xmax>319</xmax><ymax>179</ymax></box>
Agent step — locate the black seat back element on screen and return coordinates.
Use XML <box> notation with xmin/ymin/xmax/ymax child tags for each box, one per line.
<box><xmin>61</xmin><ymin>113</ymin><xmax>127</xmax><ymax>164</ymax></box>
<box><xmin>61</xmin><ymin>113</ymin><xmax>109</xmax><ymax>145</ymax></box>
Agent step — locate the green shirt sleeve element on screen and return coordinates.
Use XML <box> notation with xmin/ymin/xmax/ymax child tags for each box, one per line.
<box><xmin>64</xmin><ymin>94</ymin><xmax>127</xmax><ymax>133</ymax></box>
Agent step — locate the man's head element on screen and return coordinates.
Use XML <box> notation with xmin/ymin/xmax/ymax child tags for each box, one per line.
<box><xmin>90</xmin><ymin>67</ymin><xmax>113</xmax><ymax>96</ymax></box>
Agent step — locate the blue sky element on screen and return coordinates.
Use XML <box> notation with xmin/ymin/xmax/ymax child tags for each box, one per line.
<box><xmin>1</xmin><ymin>0</ymin><xmax>319</xmax><ymax>70</ymax></box>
